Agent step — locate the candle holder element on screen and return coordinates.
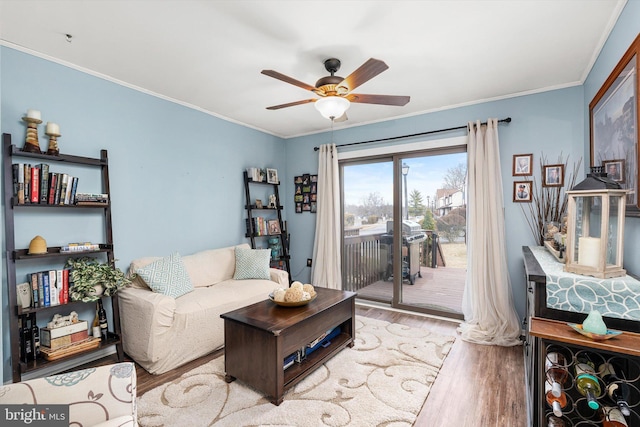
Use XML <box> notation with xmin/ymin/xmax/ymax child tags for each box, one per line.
<box><xmin>45</xmin><ymin>131</ymin><xmax>60</xmax><ymax>156</ymax></box>
<box><xmin>21</xmin><ymin>116</ymin><xmax>43</xmax><ymax>154</ymax></box>
<box><xmin>564</xmin><ymin>166</ymin><xmax>628</xmax><ymax>278</ymax></box>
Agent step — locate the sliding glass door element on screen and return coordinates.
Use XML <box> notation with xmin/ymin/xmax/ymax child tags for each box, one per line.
<box><xmin>341</xmin><ymin>147</ymin><xmax>466</xmax><ymax>319</ymax></box>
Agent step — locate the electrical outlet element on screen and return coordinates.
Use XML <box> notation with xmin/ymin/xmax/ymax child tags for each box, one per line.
<box><xmin>306</xmin><ymin>258</ymin><xmax>312</xmax><ymax>267</ymax></box>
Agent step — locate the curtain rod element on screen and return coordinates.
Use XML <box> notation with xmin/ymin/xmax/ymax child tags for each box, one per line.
<box><xmin>313</xmin><ymin>117</ymin><xmax>511</xmax><ymax>151</ymax></box>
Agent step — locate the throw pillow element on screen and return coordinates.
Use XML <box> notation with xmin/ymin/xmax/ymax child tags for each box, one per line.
<box><xmin>233</xmin><ymin>248</ymin><xmax>271</xmax><ymax>280</ymax></box>
<box><xmin>136</xmin><ymin>252</ymin><xmax>194</xmax><ymax>298</ymax></box>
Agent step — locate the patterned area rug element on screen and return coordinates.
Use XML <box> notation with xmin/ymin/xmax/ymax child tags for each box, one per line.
<box><xmin>137</xmin><ymin>316</ymin><xmax>455</xmax><ymax>427</ymax></box>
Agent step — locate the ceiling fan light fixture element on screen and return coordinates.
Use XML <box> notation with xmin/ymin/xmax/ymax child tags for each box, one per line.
<box><xmin>315</xmin><ymin>96</ymin><xmax>350</xmax><ymax>120</ymax></box>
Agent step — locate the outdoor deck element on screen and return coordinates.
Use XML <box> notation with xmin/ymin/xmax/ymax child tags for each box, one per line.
<box><xmin>355</xmin><ymin>265</ymin><xmax>466</xmax><ymax>315</ymax></box>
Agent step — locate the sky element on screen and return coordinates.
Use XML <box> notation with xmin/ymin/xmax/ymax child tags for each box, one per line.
<box><xmin>343</xmin><ymin>152</ymin><xmax>467</xmax><ymax>207</ymax></box>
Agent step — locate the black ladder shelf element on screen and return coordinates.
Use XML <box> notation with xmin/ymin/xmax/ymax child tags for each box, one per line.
<box><xmin>243</xmin><ymin>171</ymin><xmax>291</xmax><ymax>281</ymax></box>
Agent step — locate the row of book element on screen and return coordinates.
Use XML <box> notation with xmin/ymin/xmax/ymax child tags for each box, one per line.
<box><xmin>26</xmin><ymin>270</ymin><xmax>71</xmax><ymax>309</ymax></box>
<box><xmin>12</xmin><ymin>163</ymin><xmax>79</xmax><ymax>205</ymax></box>
<box><xmin>245</xmin><ymin>217</ymin><xmax>281</xmax><ymax>236</ymax></box>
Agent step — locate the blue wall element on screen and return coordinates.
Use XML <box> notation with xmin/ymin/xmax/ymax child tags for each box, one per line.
<box><xmin>0</xmin><ymin>46</ymin><xmax>286</xmax><ymax>382</ymax></box>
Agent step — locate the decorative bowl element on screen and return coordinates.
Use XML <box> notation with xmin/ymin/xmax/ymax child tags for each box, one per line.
<box><xmin>269</xmin><ymin>292</ymin><xmax>317</xmax><ymax>307</ymax></box>
<box><xmin>568</xmin><ymin>323</ymin><xmax>622</xmax><ymax>341</ymax></box>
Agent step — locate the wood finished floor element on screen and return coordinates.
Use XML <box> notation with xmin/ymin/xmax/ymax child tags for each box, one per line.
<box><xmin>89</xmin><ymin>303</ymin><xmax>527</xmax><ymax>426</ymax></box>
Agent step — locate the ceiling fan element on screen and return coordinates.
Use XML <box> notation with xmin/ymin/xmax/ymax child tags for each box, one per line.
<box><xmin>261</xmin><ymin>58</ymin><xmax>410</xmax><ymax>121</ymax></box>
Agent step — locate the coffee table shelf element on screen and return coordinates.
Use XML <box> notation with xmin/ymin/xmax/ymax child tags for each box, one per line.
<box><xmin>221</xmin><ymin>287</ymin><xmax>356</xmax><ymax>405</ymax></box>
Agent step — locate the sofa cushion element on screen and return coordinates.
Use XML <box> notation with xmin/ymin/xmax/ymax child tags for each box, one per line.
<box><xmin>135</xmin><ymin>252</ymin><xmax>194</xmax><ymax>298</ymax></box>
<box><xmin>233</xmin><ymin>248</ymin><xmax>271</xmax><ymax>280</ymax></box>
<box><xmin>181</xmin><ymin>244</ymin><xmax>250</xmax><ymax>287</ymax></box>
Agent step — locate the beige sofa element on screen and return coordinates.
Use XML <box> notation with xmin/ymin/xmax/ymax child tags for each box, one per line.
<box><xmin>0</xmin><ymin>362</ymin><xmax>136</xmax><ymax>427</ymax></box>
<box><xmin>118</xmin><ymin>243</ymin><xmax>288</xmax><ymax>375</ymax></box>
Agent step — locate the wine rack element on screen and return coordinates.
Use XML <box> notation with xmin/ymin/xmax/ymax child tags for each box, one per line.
<box><xmin>540</xmin><ymin>342</ymin><xmax>640</xmax><ymax>426</ymax></box>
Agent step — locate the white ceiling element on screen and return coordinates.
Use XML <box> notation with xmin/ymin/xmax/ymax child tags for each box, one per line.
<box><xmin>0</xmin><ymin>0</ymin><xmax>627</xmax><ymax>139</ymax></box>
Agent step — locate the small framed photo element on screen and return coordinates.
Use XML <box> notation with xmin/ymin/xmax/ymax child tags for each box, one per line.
<box><xmin>513</xmin><ymin>181</ymin><xmax>532</xmax><ymax>202</ymax></box>
<box><xmin>295</xmin><ymin>203</ymin><xmax>302</xmax><ymax>213</ymax></box>
<box><xmin>266</xmin><ymin>168</ymin><xmax>278</xmax><ymax>184</ymax></box>
<box><xmin>255</xmin><ymin>199</ymin><xmax>263</xmax><ymax>209</ymax></box>
<box><xmin>543</xmin><ymin>164</ymin><xmax>564</xmax><ymax>187</ymax></box>
<box><xmin>513</xmin><ymin>154</ymin><xmax>533</xmax><ymax>176</ymax></box>
<box><xmin>267</xmin><ymin>219</ymin><xmax>281</xmax><ymax>235</ymax></box>
<box><xmin>602</xmin><ymin>159</ymin><xmax>626</xmax><ymax>183</ymax></box>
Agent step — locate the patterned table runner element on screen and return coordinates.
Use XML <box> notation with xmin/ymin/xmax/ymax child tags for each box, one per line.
<box><xmin>529</xmin><ymin>246</ymin><xmax>640</xmax><ymax>321</ymax></box>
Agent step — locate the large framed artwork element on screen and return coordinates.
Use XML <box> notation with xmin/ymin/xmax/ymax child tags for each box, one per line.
<box><xmin>589</xmin><ymin>34</ymin><xmax>640</xmax><ymax>215</ymax></box>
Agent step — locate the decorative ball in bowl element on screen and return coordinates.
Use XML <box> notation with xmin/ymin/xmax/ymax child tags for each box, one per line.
<box><xmin>270</xmin><ymin>282</ymin><xmax>317</xmax><ymax>307</ymax></box>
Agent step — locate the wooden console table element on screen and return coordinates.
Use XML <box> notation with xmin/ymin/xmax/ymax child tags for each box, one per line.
<box><xmin>220</xmin><ymin>287</ymin><xmax>356</xmax><ymax>405</ymax></box>
<box><xmin>523</xmin><ymin>246</ymin><xmax>640</xmax><ymax>426</ymax></box>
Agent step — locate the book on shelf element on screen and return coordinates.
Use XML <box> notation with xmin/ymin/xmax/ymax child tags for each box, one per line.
<box><xmin>39</xmin><ymin>163</ymin><xmax>49</xmax><ymax>204</ymax></box>
<box><xmin>47</xmin><ymin>172</ymin><xmax>57</xmax><ymax>205</ymax></box>
<box><xmin>30</xmin><ymin>166</ymin><xmax>39</xmax><ymax>203</ymax></box>
<box><xmin>74</xmin><ymin>193</ymin><xmax>109</xmax><ymax>205</ymax></box>
<box><xmin>30</xmin><ymin>272</ymin><xmax>39</xmax><ymax>308</ymax></box>
<box><xmin>11</xmin><ymin>164</ymin><xmax>79</xmax><ymax>206</ymax></box>
<box><xmin>24</xmin><ymin>164</ymin><xmax>31</xmax><ymax>203</ymax></box>
<box><xmin>28</xmin><ymin>269</ymin><xmax>70</xmax><ymax>308</ymax></box>
<box><xmin>42</xmin><ymin>273</ymin><xmax>50</xmax><ymax>307</ymax></box>
<box><xmin>60</xmin><ymin>242</ymin><xmax>100</xmax><ymax>252</ymax></box>
<box><xmin>48</xmin><ymin>270</ymin><xmax>59</xmax><ymax>306</ymax></box>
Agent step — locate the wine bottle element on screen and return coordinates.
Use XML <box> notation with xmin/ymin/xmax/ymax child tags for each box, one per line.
<box><xmin>545</xmin><ymin>351</ymin><xmax>569</xmax><ymax>397</ymax></box>
<box><xmin>545</xmin><ymin>381</ymin><xmax>567</xmax><ymax>417</ymax></box>
<box><xmin>600</xmin><ymin>362</ymin><xmax>631</xmax><ymax>416</ymax></box>
<box><xmin>93</xmin><ymin>304</ymin><xmax>101</xmax><ymax>338</ymax></box>
<box><xmin>30</xmin><ymin>313</ymin><xmax>40</xmax><ymax>360</ymax></box>
<box><xmin>98</xmin><ymin>299</ymin><xmax>108</xmax><ymax>341</ymax></box>
<box><xmin>547</xmin><ymin>415</ymin><xmax>566</xmax><ymax>427</ymax></box>
<box><xmin>575</xmin><ymin>353</ymin><xmax>602</xmax><ymax>410</ymax></box>
<box><xmin>20</xmin><ymin>316</ymin><xmax>32</xmax><ymax>363</ymax></box>
<box><xmin>600</xmin><ymin>406</ymin><xmax>629</xmax><ymax>427</ymax></box>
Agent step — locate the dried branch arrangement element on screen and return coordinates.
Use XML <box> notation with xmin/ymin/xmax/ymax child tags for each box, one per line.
<box><xmin>520</xmin><ymin>153</ymin><xmax>582</xmax><ymax>245</ymax></box>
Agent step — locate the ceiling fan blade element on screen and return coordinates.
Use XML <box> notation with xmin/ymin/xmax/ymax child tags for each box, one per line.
<box><xmin>261</xmin><ymin>70</ymin><xmax>317</xmax><ymax>92</ymax></box>
<box><xmin>346</xmin><ymin>93</ymin><xmax>410</xmax><ymax>106</ymax></box>
<box><xmin>337</xmin><ymin>58</ymin><xmax>389</xmax><ymax>93</ymax></box>
<box><xmin>266</xmin><ymin>99</ymin><xmax>316</xmax><ymax>110</ymax></box>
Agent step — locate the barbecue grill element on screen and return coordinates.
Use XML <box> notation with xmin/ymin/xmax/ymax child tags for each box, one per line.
<box><xmin>381</xmin><ymin>220</ymin><xmax>427</xmax><ymax>285</ymax></box>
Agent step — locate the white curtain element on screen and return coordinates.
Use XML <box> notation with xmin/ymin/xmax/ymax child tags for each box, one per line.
<box><xmin>458</xmin><ymin>119</ymin><xmax>521</xmax><ymax>346</ymax></box>
<box><xmin>311</xmin><ymin>143</ymin><xmax>342</xmax><ymax>289</ymax></box>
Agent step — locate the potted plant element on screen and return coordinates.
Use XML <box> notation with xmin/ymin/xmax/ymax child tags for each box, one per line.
<box><xmin>65</xmin><ymin>257</ymin><xmax>132</xmax><ymax>302</ymax></box>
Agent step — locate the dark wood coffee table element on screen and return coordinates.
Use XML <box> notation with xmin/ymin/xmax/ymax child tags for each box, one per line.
<box><xmin>220</xmin><ymin>287</ymin><xmax>356</xmax><ymax>405</ymax></box>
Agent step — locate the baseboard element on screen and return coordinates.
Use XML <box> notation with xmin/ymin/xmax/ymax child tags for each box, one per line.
<box><xmin>355</xmin><ymin>299</ymin><xmax>462</xmax><ymax>324</ymax></box>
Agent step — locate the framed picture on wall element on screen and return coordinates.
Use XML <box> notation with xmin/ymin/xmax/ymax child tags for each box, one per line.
<box><xmin>602</xmin><ymin>159</ymin><xmax>626</xmax><ymax>183</ymax></box>
<box><xmin>513</xmin><ymin>154</ymin><xmax>533</xmax><ymax>176</ymax></box>
<box><xmin>543</xmin><ymin>164</ymin><xmax>564</xmax><ymax>187</ymax></box>
<box><xmin>513</xmin><ymin>181</ymin><xmax>532</xmax><ymax>202</ymax></box>
<box><xmin>590</xmin><ymin>34</ymin><xmax>639</xmax><ymax>214</ymax></box>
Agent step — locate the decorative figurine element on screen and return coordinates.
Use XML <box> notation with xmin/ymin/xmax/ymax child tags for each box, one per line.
<box><xmin>22</xmin><ymin>109</ymin><xmax>43</xmax><ymax>153</ymax></box>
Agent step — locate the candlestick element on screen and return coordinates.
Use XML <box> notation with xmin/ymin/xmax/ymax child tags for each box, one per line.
<box><xmin>45</xmin><ymin>125</ymin><xmax>61</xmax><ymax>156</ymax></box>
<box><xmin>21</xmin><ymin>115</ymin><xmax>43</xmax><ymax>154</ymax></box>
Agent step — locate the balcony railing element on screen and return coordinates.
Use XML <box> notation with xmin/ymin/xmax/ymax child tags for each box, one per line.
<box><xmin>342</xmin><ymin>230</ymin><xmax>440</xmax><ymax>292</ymax></box>
<box><xmin>342</xmin><ymin>233</ymin><xmax>385</xmax><ymax>292</ymax></box>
